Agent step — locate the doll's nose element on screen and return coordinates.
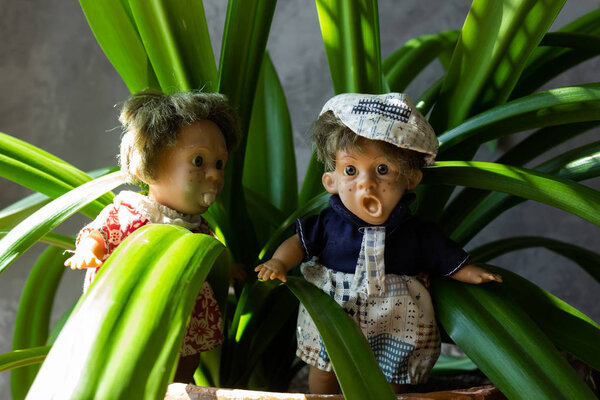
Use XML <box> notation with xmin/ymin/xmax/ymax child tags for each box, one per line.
<box><xmin>357</xmin><ymin>173</ymin><xmax>376</xmax><ymax>190</ymax></box>
<box><xmin>205</xmin><ymin>166</ymin><xmax>222</xmax><ymax>182</ymax></box>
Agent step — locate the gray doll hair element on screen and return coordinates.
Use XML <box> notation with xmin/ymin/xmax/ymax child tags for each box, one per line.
<box><xmin>119</xmin><ymin>90</ymin><xmax>241</xmax><ymax>185</ymax></box>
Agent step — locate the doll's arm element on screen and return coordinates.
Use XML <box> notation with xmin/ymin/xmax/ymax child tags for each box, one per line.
<box><xmin>255</xmin><ymin>234</ymin><xmax>304</xmax><ymax>283</ymax></box>
<box><xmin>450</xmin><ymin>263</ymin><xmax>502</xmax><ymax>284</ymax></box>
<box><xmin>64</xmin><ymin>229</ymin><xmax>106</xmax><ymax>270</ymax></box>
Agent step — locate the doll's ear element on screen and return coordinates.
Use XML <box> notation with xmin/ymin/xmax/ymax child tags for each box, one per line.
<box><xmin>408</xmin><ymin>169</ymin><xmax>423</xmax><ymax>190</ymax></box>
<box><xmin>322</xmin><ymin>172</ymin><xmax>338</xmax><ymax>194</ymax></box>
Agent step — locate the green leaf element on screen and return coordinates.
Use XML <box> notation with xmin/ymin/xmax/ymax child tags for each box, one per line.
<box><xmin>79</xmin><ymin>0</ymin><xmax>160</xmax><ymax>92</ymax></box>
<box><xmin>0</xmin><ymin>231</ymin><xmax>74</xmax><ymax>250</ymax></box>
<box><xmin>432</xmin><ymin>270</ymin><xmax>597</xmax><ymax>399</ymax></box>
<box><xmin>212</xmin><ymin>0</ymin><xmax>277</xmax><ymax>264</ymax></box>
<box><xmin>430</xmin><ymin>354</ymin><xmax>478</xmax><ymax>376</ymax></box>
<box><xmin>0</xmin><ymin>172</ymin><xmax>124</xmax><ymax>276</ymax></box>
<box><xmin>298</xmin><ymin>152</ymin><xmax>326</xmax><ymax>208</ymax></box>
<box><xmin>259</xmin><ymin>191</ymin><xmax>330</xmax><ymax>260</ymax></box>
<box><xmin>429</xmin><ymin>0</ymin><xmax>566</xmax><ymax>131</ymax></box>
<box><xmin>437</xmin><ymin>84</ymin><xmax>600</xmax><ymax>159</ymax></box>
<box><xmin>512</xmin><ymin>8</ymin><xmax>600</xmax><ymax>99</ymax></box>
<box><xmin>315</xmin><ymin>0</ymin><xmax>383</xmax><ymax>94</ymax></box>
<box><xmin>222</xmin><ymin>281</ymin><xmax>298</xmax><ymax>388</ymax></box>
<box><xmin>0</xmin><ymin>347</ymin><xmax>50</xmax><ymax>374</ymax></box>
<box><xmin>415</xmin><ymin>77</ymin><xmax>443</xmax><ymax>116</ymax></box>
<box><xmin>27</xmin><ymin>224</ymin><xmax>229</xmax><ymax>399</ymax></box>
<box><xmin>383</xmin><ymin>30</ymin><xmax>459</xmax><ymax>93</ymax></box>
<box><xmin>485</xmin><ymin>265</ymin><xmax>600</xmax><ymax>372</ymax></box>
<box><xmin>243</xmin><ymin>54</ymin><xmax>297</xmax><ymax>218</ymax></box>
<box><xmin>471</xmin><ymin>237</ymin><xmax>600</xmax><ymax>284</ymax></box>
<box><xmin>127</xmin><ymin>0</ymin><xmax>217</xmax><ymax>92</ymax></box>
<box><xmin>424</xmin><ymin>161</ymin><xmax>600</xmax><ymax>229</ymax></box>
<box><xmin>0</xmin><ymin>194</ymin><xmax>50</xmax><ymax>231</ymax></box>
<box><xmin>0</xmin><ymin>132</ymin><xmax>113</xmax><ymax>218</ymax></box>
<box><xmin>217</xmin><ymin>0</ymin><xmax>277</xmax><ymax>131</ymax></box>
<box><xmin>286</xmin><ymin>277</ymin><xmax>396</xmax><ymax>400</ymax></box>
<box><xmin>440</xmin><ymin>127</ymin><xmax>600</xmax><ymax>237</ymax></box>
<box><xmin>0</xmin><ymin>166</ymin><xmax>119</xmax><ymax>230</ymax></box>
<box><xmin>11</xmin><ymin>246</ymin><xmax>67</xmax><ymax>400</ymax></box>
<box><xmin>450</xmin><ymin>147</ymin><xmax>600</xmax><ymax>245</ymax></box>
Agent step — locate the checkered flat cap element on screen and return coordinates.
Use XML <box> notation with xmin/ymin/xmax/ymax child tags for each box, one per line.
<box><xmin>320</xmin><ymin>93</ymin><xmax>438</xmax><ymax>165</ymax></box>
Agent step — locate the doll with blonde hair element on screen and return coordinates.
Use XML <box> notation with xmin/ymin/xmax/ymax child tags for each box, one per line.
<box><xmin>66</xmin><ymin>89</ymin><xmax>241</xmax><ymax>382</ymax></box>
<box><xmin>256</xmin><ymin>93</ymin><xmax>501</xmax><ymax>394</ymax></box>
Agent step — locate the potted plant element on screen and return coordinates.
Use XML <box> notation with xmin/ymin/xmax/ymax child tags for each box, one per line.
<box><xmin>1</xmin><ymin>0</ymin><xmax>599</xmax><ymax>399</ymax></box>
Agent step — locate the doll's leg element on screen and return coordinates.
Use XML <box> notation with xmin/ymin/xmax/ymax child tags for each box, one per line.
<box><xmin>390</xmin><ymin>383</ymin><xmax>410</xmax><ymax>394</ymax></box>
<box><xmin>173</xmin><ymin>353</ymin><xmax>200</xmax><ymax>383</ymax></box>
<box><xmin>308</xmin><ymin>365</ymin><xmax>339</xmax><ymax>394</ymax></box>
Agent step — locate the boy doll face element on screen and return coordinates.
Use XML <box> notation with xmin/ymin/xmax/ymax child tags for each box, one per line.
<box><xmin>148</xmin><ymin>120</ymin><xmax>228</xmax><ymax>214</ymax></box>
<box><xmin>322</xmin><ymin>138</ymin><xmax>422</xmax><ymax>225</ymax></box>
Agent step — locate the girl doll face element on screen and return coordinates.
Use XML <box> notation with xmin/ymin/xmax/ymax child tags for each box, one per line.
<box><xmin>148</xmin><ymin>120</ymin><xmax>228</xmax><ymax>214</ymax></box>
<box><xmin>322</xmin><ymin>138</ymin><xmax>422</xmax><ymax>225</ymax></box>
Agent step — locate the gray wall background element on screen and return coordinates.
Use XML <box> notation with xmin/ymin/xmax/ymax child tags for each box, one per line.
<box><xmin>1</xmin><ymin>0</ymin><xmax>599</xmax><ymax>396</ymax></box>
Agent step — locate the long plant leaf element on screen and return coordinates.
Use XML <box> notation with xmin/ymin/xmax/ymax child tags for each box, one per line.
<box><xmin>0</xmin><ymin>132</ymin><xmax>113</xmax><ymax>218</ymax></box>
<box><xmin>430</xmin><ymin>354</ymin><xmax>478</xmax><ymax>375</ymax></box>
<box><xmin>416</xmin><ymin>83</ymin><xmax>600</xmax><ymax>221</ymax></box>
<box><xmin>259</xmin><ymin>191</ymin><xmax>330</xmax><ymax>260</ymax></box>
<box><xmin>429</xmin><ymin>0</ymin><xmax>566</xmax><ymax>131</ymax></box>
<box><xmin>424</xmin><ymin>161</ymin><xmax>600</xmax><ymax>228</ymax></box>
<box><xmin>471</xmin><ymin>237</ymin><xmax>600</xmax><ymax>283</ymax></box>
<box><xmin>243</xmin><ymin>53</ymin><xmax>297</xmax><ymax>222</ymax></box>
<box><xmin>451</xmin><ymin>150</ymin><xmax>600</xmax><ymax>245</ymax></box>
<box><xmin>11</xmin><ymin>246</ymin><xmax>67</xmax><ymax>400</ymax></box>
<box><xmin>128</xmin><ymin>0</ymin><xmax>217</xmax><ymax>92</ymax></box>
<box><xmin>512</xmin><ymin>8</ymin><xmax>600</xmax><ymax>99</ymax></box>
<box><xmin>481</xmin><ymin>265</ymin><xmax>600</xmax><ymax>371</ymax></box>
<box><xmin>437</xmin><ymin>84</ymin><xmax>600</xmax><ymax>159</ymax></box>
<box><xmin>0</xmin><ymin>347</ymin><xmax>50</xmax><ymax>374</ymax></box>
<box><xmin>383</xmin><ymin>30</ymin><xmax>459</xmax><ymax>93</ymax></box>
<box><xmin>441</xmin><ymin>129</ymin><xmax>600</xmax><ymax>236</ymax></box>
<box><xmin>432</xmin><ymin>270</ymin><xmax>597</xmax><ymax>399</ymax></box>
<box><xmin>0</xmin><ymin>172</ymin><xmax>124</xmax><ymax>276</ymax></box>
<box><xmin>315</xmin><ymin>0</ymin><xmax>383</xmax><ymax>94</ymax></box>
<box><xmin>0</xmin><ymin>231</ymin><xmax>74</xmax><ymax>251</ymax></box>
<box><xmin>298</xmin><ymin>153</ymin><xmax>325</xmax><ymax>209</ymax></box>
<box><xmin>415</xmin><ymin>76</ymin><xmax>443</xmax><ymax>116</ymax></box>
<box><xmin>79</xmin><ymin>0</ymin><xmax>160</xmax><ymax>92</ymax></box>
<box><xmin>26</xmin><ymin>224</ymin><xmax>228</xmax><ymax>399</ymax></box>
<box><xmin>0</xmin><ymin>166</ymin><xmax>120</xmax><ymax>230</ymax></box>
<box><xmin>213</xmin><ymin>0</ymin><xmax>277</xmax><ymax>264</ymax></box>
<box><xmin>286</xmin><ymin>277</ymin><xmax>396</xmax><ymax>400</ymax></box>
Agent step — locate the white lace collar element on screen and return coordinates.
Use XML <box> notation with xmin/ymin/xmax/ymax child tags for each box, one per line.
<box><xmin>114</xmin><ymin>190</ymin><xmax>207</xmax><ymax>231</ymax></box>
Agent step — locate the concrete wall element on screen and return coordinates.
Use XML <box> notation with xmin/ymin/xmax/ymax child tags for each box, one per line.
<box><xmin>1</xmin><ymin>1</ymin><xmax>599</xmax><ymax>397</ymax></box>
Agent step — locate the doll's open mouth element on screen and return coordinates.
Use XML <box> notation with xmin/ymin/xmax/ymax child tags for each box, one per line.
<box><xmin>202</xmin><ymin>192</ymin><xmax>217</xmax><ymax>206</ymax></box>
<box><xmin>361</xmin><ymin>195</ymin><xmax>382</xmax><ymax>218</ymax></box>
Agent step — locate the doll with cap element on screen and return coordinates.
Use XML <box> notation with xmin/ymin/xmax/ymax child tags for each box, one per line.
<box><xmin>65</xmin><ymin>89</ymin><xmax>241</xmax><ymax>382</ymax></box>
<box><xmin>255</xmin><ymin>93</ymin><xmax>502</xmax><ymax>394</ymax></box>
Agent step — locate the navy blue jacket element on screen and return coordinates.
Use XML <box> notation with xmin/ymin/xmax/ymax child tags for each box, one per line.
<box><xmin>295</xmin><ymin>194</ymin><xmax>469</xmax><ymax>276</ymax></box>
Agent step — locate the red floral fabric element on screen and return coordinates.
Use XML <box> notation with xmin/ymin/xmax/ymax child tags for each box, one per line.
<box><xmin>78</xmin><ymin>193</ymin><xmax>224</xmax><ymax>355</ymax></box>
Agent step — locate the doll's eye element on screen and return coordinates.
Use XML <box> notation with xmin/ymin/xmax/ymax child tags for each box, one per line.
<box><xmin>344</xmin><ymin>165</ymin><xmax>357</xmax><ymax>176</ymax></box>
<box><xmin>216</xmin><ymin>160</ymin><xmax>224</xmax><ymax>170</ymax></box>
<box><xmin>193</xmin><ymin>156</ymin><xmax>203</xmax><ymax>167</ymax></box>
<box><xmin>377</xmin><ymin>164</ymin><xmax>389</xmax><ymax>175</ymax></box>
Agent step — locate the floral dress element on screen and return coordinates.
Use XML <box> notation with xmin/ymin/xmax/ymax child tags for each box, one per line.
<box><xmin>77</xmin><ymin>190</ymin><xmax>224</xmax><ymax>355</ymax></box>
<box><xmin>295</xmin><ymin>194</ymin><xmax>469</xmax><ymax>384</ymax></box>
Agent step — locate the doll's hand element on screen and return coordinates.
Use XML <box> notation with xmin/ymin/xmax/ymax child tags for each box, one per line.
<box><xmin>64</xmin><ymin>234</ymin><xmax>105</xmax><ymax>270</ymax></box>
<box><xmin>255</xmin><ymin>259</ymin><xmax>289</xmax><ymax>283</ymax></box>
<box><xmin>450</xmin><ymin>264</ymin><xmax>502</xmax><ymax>284</ymax></box>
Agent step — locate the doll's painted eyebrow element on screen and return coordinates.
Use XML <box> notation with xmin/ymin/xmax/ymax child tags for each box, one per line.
<box><xmin>184</xmin><ymin>145</ymin><xmax>228</xmax><ymax>157</ymax></box>
<box><xmin>337</xmin><ymin>152</ymin><xmax>358</xmax><ymax>160</ymax></box>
